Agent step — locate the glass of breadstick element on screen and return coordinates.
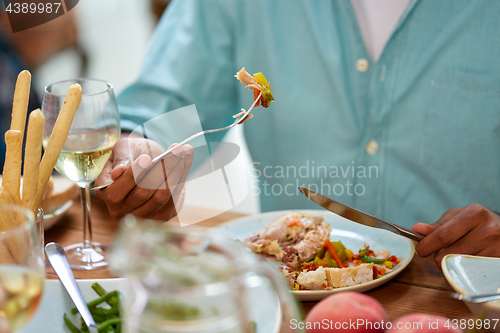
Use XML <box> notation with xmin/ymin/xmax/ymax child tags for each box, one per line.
<box><xmin>42</xmin><ymin>79</ymin><xmax>120</xmax><ymax>270</ymax></box>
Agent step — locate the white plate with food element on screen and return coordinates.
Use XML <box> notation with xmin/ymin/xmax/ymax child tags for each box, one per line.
<box><xmin>22</xmin><ymin>277</ymin><xmax>281</xmax><ymax>333</ymax></box>
<box><xmin>206</xmin><ymin>210</ymin><xmax>415</xmax><ymax>301</ymax></box>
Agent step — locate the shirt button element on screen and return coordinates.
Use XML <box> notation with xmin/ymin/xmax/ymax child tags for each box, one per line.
<box><xmin>366</xmin><ymin>139</ymin><xmax>379</xmax><ymax>155</ymax></box>
<box><xmin>356</xmin><ymin>58</ymin><xmax>369</xmax><ymax>72</ymax></box>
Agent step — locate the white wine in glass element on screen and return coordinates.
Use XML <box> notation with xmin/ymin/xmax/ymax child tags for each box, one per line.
<box><xmin>42</xmin><ymin>78</ymin><xmax>120</xmax><ymax>270</ymax></box>
<box><xmin>0</xmin><ymin>205</ymin><xmax>45</xmax><ymax>332</ymax></box>
<box><xmin>43</xmin><ymin>129</ymin><xmax>118</xmax><ymax>186</ymax></box>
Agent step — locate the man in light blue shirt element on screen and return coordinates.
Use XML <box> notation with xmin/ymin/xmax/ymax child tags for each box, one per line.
<box><xmin>95</xmin><ymin>0</ymin><xmax>500</xmax><ymax>267</ymax></box>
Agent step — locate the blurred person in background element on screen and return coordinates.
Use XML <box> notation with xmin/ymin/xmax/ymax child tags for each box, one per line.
<box><xmin>93</xmin><ymin>0</ymin><xmax>500</xmax><ymax>267</ymax></box>
<box><xmin>150</xmin><ymin>0</ymin><xmax>172</xmax><ymax>23</ymax></box>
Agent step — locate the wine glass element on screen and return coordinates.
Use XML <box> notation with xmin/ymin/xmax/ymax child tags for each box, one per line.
<box><xmin>0</xmin><ymin>205</ymin><xmax>45</xmax><ymax>332</ymax></box>
<box><xmin>42</xmin><ymin>78</ymin><xmax>120</xmax><ymax>270</ymax></box>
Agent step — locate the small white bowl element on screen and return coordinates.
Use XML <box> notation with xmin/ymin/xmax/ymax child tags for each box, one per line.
<box><xmin>442</xmin><ymin>254</ymin><xmax>500</xmax><ymax>332</ymax></box>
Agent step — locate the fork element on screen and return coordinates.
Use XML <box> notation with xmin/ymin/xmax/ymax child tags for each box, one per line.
<box><xmin>452</xmin><ymin>292</ymin><xmax>500</xmax><ymax>303</ymax></box>
<box><xmin>92</xmin><ymin>92</ymin><xmax>262</xmax><ymax>191</ymax></box>
<box><xmin>45</xmin><ymin>242</ymin><xmax>98</xmax><ymax>333</ymax></box>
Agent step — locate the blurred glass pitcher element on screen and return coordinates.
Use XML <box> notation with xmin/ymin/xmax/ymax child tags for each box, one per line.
<box><xmin>109</xmin><ymin>216</ymin><xmax>304</xmax><ymax>333</ymax></box>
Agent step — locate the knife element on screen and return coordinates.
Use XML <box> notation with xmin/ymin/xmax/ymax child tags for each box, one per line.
<box><xmin>298</xmin><ymin>187</ymin><xmax>424</xmax><ymax>242</ymax></box>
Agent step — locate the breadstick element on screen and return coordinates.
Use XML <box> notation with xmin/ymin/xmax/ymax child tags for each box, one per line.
<box><xmin>0</xmin><ymin>187</ymin><xmax>17</xmax><ymax>230</ymax></box>
<box><xmin>37</xmin><ymin>83</ymin><xmax>82</xmax><ymax>207</ymax></box>
<box><xmin>2</xmin><ymin>130</ymin><xmax>23</xmax><ymax>205</ymax></box>
<box><xmin>22</xmin><ymin>109</ymin><xmax>45</xmax><ymax>214</ymax></box>
<box><xmin>0</xmin><ymin>189</ymin><xmax>30</xmax><ymax>264</ymax></box>
<box><xmin>10</xmin><ymin>70</ymin><xmax>31</xmax><ymax>138</ymax></box>
<box><xmin>0</xmin><ymin>239</ymin><xmax>15</xmax><ymax>264</ymax></box>
<box><xmin>0</xmin><ymin>188</ymin><xmax>16</xmax><ymax>263</ymax></box>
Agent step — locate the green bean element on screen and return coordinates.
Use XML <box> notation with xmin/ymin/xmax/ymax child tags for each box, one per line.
<box><xmin>86</xmin><ymin>313</ymin><xmax>108</xmax><ymax>323</ymax></box>
<box><xmin>92</xmin><ymin>283</ymin><xmax>119</xmax><ymax>307</ymax></box>
<box><xmin>86</xmin><ymin>290</ymin><xmax>119</xmax><ymax>308</ymax></box>
<box><xmin>71</xmin><ymin>291</ymin><xmax>119</xmax><ymax>315</ymax></box>
<box><xmin>91</xmin><ymin>283</ymin><xmax>107</xmax><ymax>296</ymax></box>
<box><xmin>89</xmin><ymin>306</ymin><xmax>120</xmax><ymax>317</ymax></box>
<box><xmin>97</xmin><ymin>318</ymin><xmax>122</xmax><ymax>332</ymax></box>
<box><xmin>80</xmin><ymin>314</ymin><xmax>105</xmax><ymax>326</ymax></box>
<box><xmin>360</xmin><ymin>256</ymin><xmax>386</xmax><ymax>264</ymax></box>
<box><xmin>67</xmin><ymin>287</ymin><xmax>121</xmax><ymax>333</ymax></box>
<box><xmin>104</xmin><ymin>326</ymin><xmax>115</xmax><ymax>333</ymax></box>
<box><xmin>64</xmin><ymin>313</ymin><xmax>82</xmax><ymax>333</ymax></box>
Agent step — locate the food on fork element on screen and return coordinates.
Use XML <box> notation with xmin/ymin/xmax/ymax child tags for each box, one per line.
<box><xmin>235</xmin><ymin>67</ymin><xmax>274</xmax><ymax>108</ymax></box>
<box><xmin>234</xmin><ymin>67</ymin><xmax>274</xmax><ymax>122</ymax></box>
<box><xmin>232</xmin><ymin>108</ymin><xmax>254</xmax><ymax>122</ymax></box>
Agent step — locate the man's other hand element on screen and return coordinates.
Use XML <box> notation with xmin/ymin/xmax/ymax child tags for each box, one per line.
<box><xmin>412</xmin><ymin>204</ymin><xmax>500</xmax><ymax>269</ymax></box>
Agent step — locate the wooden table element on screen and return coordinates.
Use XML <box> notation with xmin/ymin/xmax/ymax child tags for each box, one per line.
<box><xmin>45</xmin><ymin>197</ymin><xmax>482</xmax><ymax>329</ymax></box>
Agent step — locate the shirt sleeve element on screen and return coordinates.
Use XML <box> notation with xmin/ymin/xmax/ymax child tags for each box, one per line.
<box><xmin>118</xmin><ymin>0</ymin><xmax>238</xmax><ymax>146</ymax></box>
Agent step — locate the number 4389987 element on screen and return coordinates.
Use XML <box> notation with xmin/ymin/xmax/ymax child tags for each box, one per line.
<box><xmin>445</xmin><ymin>318</ymin><xmax>498</xmax><ymax>330</ymax></box>
<box><xmin>5</xmin><ymin>2</ymin><xmax>62</xmax><ymax>14</ymax></box>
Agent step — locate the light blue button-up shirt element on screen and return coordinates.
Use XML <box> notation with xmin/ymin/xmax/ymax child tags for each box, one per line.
<box><xmin>118</xmin><ymin>0</ymin><xmax>500</xmax><ymax>228</ymax></box>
